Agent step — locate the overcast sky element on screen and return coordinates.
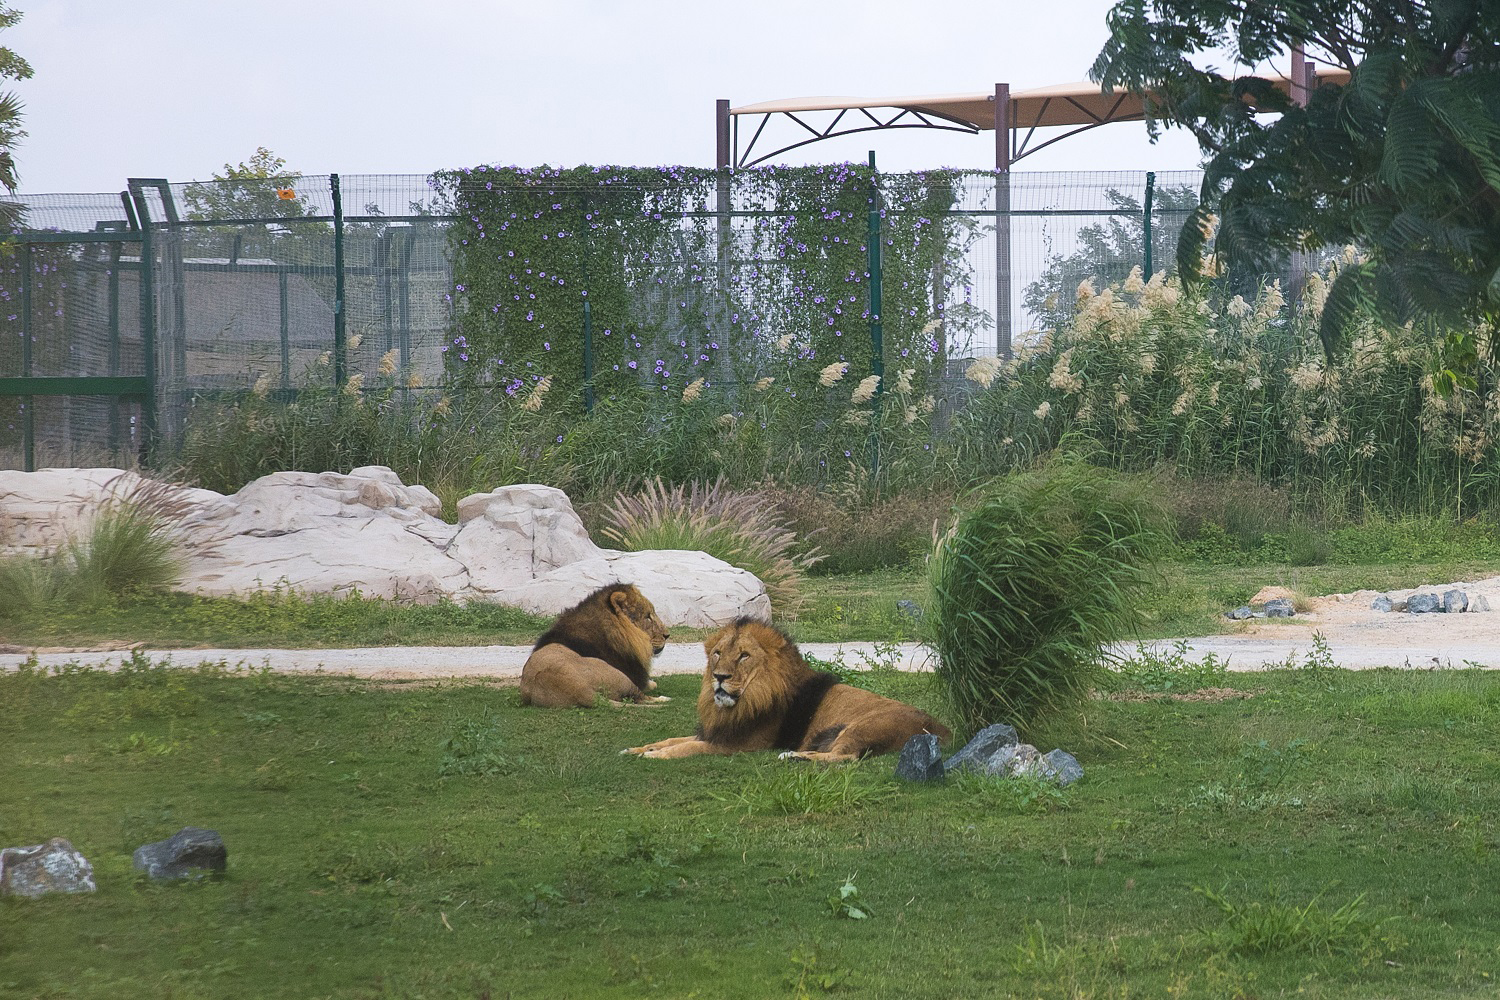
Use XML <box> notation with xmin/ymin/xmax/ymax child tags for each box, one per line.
<box><xmin>6</xmin><ymin>0</ymin><xmax>1240</xmax><ymax>195</ymax></box>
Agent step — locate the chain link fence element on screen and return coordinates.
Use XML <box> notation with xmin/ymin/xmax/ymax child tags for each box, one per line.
<box><xmin>2</xmin><ymin>169</ymin><xmax>1203</xmax><ymax>470</ymax></box>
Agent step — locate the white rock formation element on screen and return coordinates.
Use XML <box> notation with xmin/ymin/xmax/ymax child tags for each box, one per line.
<box><xmin>0</xmin><ymin>467</ymin><xmax>219</xmax><ymax>555</ymax></box>
<box><xmin>0</xmin><ymin>466</ymin><xmax>769</xmax><ymax>627</ymax></box>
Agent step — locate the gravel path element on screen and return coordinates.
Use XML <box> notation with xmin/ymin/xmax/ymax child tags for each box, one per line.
<box><xmin>2</xmin><ymin>631</ymin><xmax>1496</xmax><ymax>679</ymax></box>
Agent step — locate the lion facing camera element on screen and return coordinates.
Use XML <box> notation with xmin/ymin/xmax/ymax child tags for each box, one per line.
<box><xmin>623</xmin><ymin>619</ymin><xmax>949</xmax><ymax>761</ymax></box>
<box><xmin>519</xmin><ymin>583</ymin><xmax>670</xmax><ymax>708</ymax></box>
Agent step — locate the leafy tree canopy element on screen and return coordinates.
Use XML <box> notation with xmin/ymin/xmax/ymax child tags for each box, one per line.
<box><xmin>184</xmin><ymin>147</ymin><xmax>314</xmax><ymax>221</ymax></box>
<box><xmin>1091</xmin><ymin>0</ymin><xmax>1500</xmax><ymax>382</ymax></box>
<box><xmin>0</xmin><ymin>4</ymin><xmax>33</xmax><ymax>194</ymax></box>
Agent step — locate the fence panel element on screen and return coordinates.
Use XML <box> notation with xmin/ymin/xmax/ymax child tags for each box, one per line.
<box><xmin>2</xmin><ymin>168</ymin><xmax>1206</xmax><ymax>470</ymax></box>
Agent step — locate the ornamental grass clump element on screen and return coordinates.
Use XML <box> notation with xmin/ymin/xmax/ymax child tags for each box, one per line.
<box><xmin>601</xmin><ymin>476</ymin><xmax>822</xmax><ymax>618</ymax></box>
<box><xmin>925</xmin><ymin>456</ymin><xmax>1171</xmax><ymax>732</ymax></box>
<box><xmin>0</xmin><ymin>476</ymin><xmax>188</xmax><ymax>617</ymax></box>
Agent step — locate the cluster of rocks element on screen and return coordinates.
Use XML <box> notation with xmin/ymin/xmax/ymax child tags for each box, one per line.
<box><xmin>0</xmin><ymin>466</ymin><xmax>771</xmax><ymax>628</ymax></box>
<box><xmin>895</xmin><ymin>723</ymin><xmax>1083</xmax><ymax>786</ymax></box>
<box><xmin>1224</xmin><ymin>597</ymin><xmax>1296</xmax><ymax>621</ymax></box>
<box><xmin>0</xmin><ymin>828</ymin><xmax>226</xmax><ymax>899</ymax></box>
<box><xmin>1371</xmin><ymin>589</ymin><xmax>1492</xmax><ymax>614</ymax></box>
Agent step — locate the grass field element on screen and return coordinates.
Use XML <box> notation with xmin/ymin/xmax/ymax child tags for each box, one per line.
<box><xmin>2</xmin><ymin>657</ymin><xmax>1497</xmax><ymax>999</ymax></box>
<box><xmin>5</xmin><ymin>557</ymin><xmax>1500</xmax><ymax>651</ymax></box>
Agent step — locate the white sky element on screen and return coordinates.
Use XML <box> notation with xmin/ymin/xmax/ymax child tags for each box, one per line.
<box><xmin>6</xmin><ymin>0</ymin><xmax>1227</xmax><ymax>195</ymax></box>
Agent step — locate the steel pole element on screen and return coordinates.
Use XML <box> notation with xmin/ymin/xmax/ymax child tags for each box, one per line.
<box><xmin>994</xmin><ymin>83</ymin><xmax>1013</xmax><ymax>359</ymax></box>
<box><xmin>867</xmin><ymin>150</ymin><xmax>883</xmax><ymax>477</ymax></box>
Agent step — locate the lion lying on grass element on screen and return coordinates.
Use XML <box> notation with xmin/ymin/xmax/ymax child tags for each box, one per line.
<box><xmin>519</xmin><ymin>583</ymin><xmax>670</xmax><ymax>708</ymax></box>
<box><xmin>622</xmin><ymin>619</ymin><xmax>949</xmax><ymax>761</ymax></box>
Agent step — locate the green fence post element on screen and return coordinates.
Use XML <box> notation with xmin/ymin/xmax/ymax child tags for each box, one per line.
<box><xmin>278</xmin><ymin>271</ymin><xmax>291</xmax><ymax>391</ymax></box>
<box><xmin>1143</xmin><ymin>171</ymin><xmax>1156</xmax><ymax>278</ymax></box>
<box><xmin>582</xmin><ymin>192</ymin><xmax>594</xmax><ymax>414</ymax></box>
<box><xmin>19</xmin><ymin>240</ymin><xmax>32</xmax><ymax>471</ymax></box>
<box><xmin>331</xmin><ymin>173</ymin><xmax>347</xmax><ymax>387</ymax></box>
<box><xmin>867</xmin><ymin>150</ymin><xmax>883</xmax><ymax>478</ymax></box>
<box><xmin>108</xmin><ymin>240</ymin><xmax>122</xmax><ymax>455</ymax></box>
<box><xmin>127</xmin><ymin>180</ymin><xmax>158</xmax><ymax>464</ymax></box>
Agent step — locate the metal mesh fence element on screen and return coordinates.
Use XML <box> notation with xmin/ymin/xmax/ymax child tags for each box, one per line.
<box><xmin>3</xmin><ymin>168</ymin><xmax>1207</xmax><ymax>470</ymax></box>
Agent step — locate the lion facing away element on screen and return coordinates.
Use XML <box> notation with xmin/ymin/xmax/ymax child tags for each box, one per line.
<box><xmin>519</xmin><ymin>583</ymin><xmax>670</xmax><ymax>708</ymax></box>
<box><xmin>623</xmin><ymin>619</ymin><xmax>949</xmax><ymax>761</ymax></box>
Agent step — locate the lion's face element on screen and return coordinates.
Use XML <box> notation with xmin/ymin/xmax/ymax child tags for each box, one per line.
<box><xmin>702</xmin><ymin>622</ymin><xmax>783</xmax><ymax>710</ymax></box>
<box><xmin>612</xmin><ymin>587</ymin><xmax>669</xmax><ymax>654</ymax></box>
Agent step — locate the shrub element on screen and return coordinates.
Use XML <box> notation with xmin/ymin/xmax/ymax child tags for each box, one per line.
<box><xmin>765</xmin><ymin>484</ymin><xmax>950</xmax><ymax>575</ymax></box>
<box><xmin>600</xmin><ymin>476</ymin><xmax>822</xmax><ymax>618</ymax></box>
<box><xmin>0</xmin><ymin>476</ymin><xmax>187</xmax><ymax>616</ymax></box>
<box><xmin>925</xmin><ymin>455</ymin><xmax>1171</xmax><ymax>732</ymax></box>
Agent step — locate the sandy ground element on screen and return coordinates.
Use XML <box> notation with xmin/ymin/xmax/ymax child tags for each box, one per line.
<box><xmin>2</xmin><ymin>576</ymin><xmax>1497</xmax><ymax>678</ymax></box>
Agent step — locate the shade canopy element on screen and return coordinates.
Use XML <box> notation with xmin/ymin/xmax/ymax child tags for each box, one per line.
<box><xmin>729</xmin><ymin>69</ymin><xmax>1351</xmax><ymax>131</ymax></box>
<box><xmin>720</xmin><ymin>68</ymin><xmax>1352</xmax><ymax>169</ymax></box>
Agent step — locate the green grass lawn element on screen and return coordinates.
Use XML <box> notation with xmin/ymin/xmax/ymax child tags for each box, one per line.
<box><xmin>2</xmin><ymin>659</ymin><xmax>1497</xmax><ymax>998</ymax></box>
<box><xmin>5</xmin><ymin>557</ymin><xmax>1500</xmax><ymax>651</ymax></box>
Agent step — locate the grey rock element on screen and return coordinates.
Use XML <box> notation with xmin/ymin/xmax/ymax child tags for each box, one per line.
<box><xmin>1443</xmin><ymin>589</ymin><xmax>1469</xmax><ymax>614</ymax></box>
<box><xmin>894</xmin><ymin>733</ymin><xmax>945</xmax><ymax>782</ymax></box>
<box><xmin>1038</xmin><ymin>748</ymin><xmax>1084</xmax><ymax>787</ymax></box>
<box><xmin>1472</xmin><ymin>594</ymin><xmax>1492</xmax><ymax>613</ymax></box>
<box><xmin>981</xmin><ymin>743</ymin><xmax>1039</xmax><ymax>777</ymax></box>
<box><xmin>1262</xmin><ymin>598</ymin><xmax>1296</xmax><ymax>618</ymax></box>
<box><xmin>895</xmin><ymin>600</ymin><xmax>925</xmax><ymax>621</ymax></box>
<box><xmin>943</xmin><ymin>723</ymin><xmax>1019</xmax><ymax>773</ymax></box>
<box><xmin>1371</xmin><ymin>596</ymin><xmax>1393</xmax><ymax>612</ymax></box>
<box><xmin>1407</xmin><ymin>593</ymin><xmax>1442</xmax><ymax>614</ymax></box>
<box><xmin>1225</xmin><ymin>605</ymin><xmax>1254</xmax><ymax>620</ymax></box>
<box><xmin>133</xmin><ymin>827</ymin><xmax>227</xmax><ymax>881</ymax></box>
<box><xmin>0</xmin><ymin>838</ymin><xmax>97</xmax><ymax>898</ymax></box>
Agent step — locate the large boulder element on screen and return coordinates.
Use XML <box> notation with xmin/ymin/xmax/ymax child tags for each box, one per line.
<box><xmin>451</xmin><ymin>484</ymin><xmax>768</xmax><ymax>627</ymax></box>
<box><xmin>177</xmin><ymin>467</ymin><xmax>467</xmax><ymax>604</ymax></box>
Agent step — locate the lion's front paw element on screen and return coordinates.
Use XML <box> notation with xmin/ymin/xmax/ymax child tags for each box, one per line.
<box><xmin>621</xmin><ymin>746</ymin><xmax>647</xmax><ymax>755</ymax></box>
<box><xmin>778</xmin><ymin>750</ymin><xmax>807</xmax><ymax>761</ymax></box>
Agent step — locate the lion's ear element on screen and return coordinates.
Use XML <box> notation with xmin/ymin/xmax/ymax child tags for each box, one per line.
<box><xmin>609</xmin><ymin>590</ymin><xmax>630</xmax><ymax>614</ymax></box>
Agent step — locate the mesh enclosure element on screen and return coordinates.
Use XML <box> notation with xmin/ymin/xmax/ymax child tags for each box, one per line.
<box><xmin>1</xmin><ymin>235</ymin><xmax>146</xmax><ymax>469</ymax></box>
<box><xmin>4</xmin><ymin>168</ymin><xmax>1211</xmax><ymax>470</ymax></box>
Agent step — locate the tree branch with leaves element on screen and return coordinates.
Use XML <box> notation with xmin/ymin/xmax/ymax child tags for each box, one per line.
<box><xmin>1092</xmin><ymin>0</ymin><xmax>1500</xmax><ymax>387</ymax></box>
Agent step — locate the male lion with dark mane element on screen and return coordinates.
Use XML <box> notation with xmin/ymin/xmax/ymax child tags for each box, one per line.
<box><xmin>623</xmin><ymin>618</ymin><xmax>949</xmax><ymax>761</ymax></box>
<box><xmin>519</xmin><ymin>583</ymin><xmax>670</xmax><ymax>708</ymax></box>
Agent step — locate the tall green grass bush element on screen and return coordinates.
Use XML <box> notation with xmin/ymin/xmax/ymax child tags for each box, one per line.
<box><xmin>925</xmin><ymin>455</ymin><xmax>1172</xmax><ymax>732</ymax></box>
<box><xmin>0</xmin><ymin>476</ymin><xmax>186</xmax><ymax>617</ymax></box>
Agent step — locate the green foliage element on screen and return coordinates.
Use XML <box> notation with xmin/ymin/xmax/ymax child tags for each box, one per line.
<box><xmin>437</xmin><ymin>712</ymin><xmax>512</xmax><ymax>778</ymax></box>
<box><xmin>0</xmin><ymin>477</ymin><xmax>186</xmax><ymax>617</ymax></box>
<box><xmin>601</xmin><ymin>476</ymin><xmax>821</xmax><ymax>617</ymax></box>
<box><xmin>1106</xmin><ymin>640</ymin><xmax>1230</xmax><ymax>694</ymax></box>
<box><xmin>429</xmin><ymin>163</ymin><xmax>984</xmax><ymax>469</ymax></box>
<box><xmin>0</xmin><ymin>3</ymin><xmax>31</xmax><ymax>196</ymax></box>
<box><xmin>1193</xmin><ymin>885</ymin><xmax>1392</xmax><ymax>958</ymax></box>
<box><xmin>183</xmin><ymin>147</ymin><xmax>316</xmax><ymax>222</ymax></box>
<box><xmin>951</xmin><ymin>266</ymin><xmax>1500</xmax><ymax>519</ymax></box>
<box><xmin>724</xmin><ymin>762</ymin><xmax>886</xmax><ymax>816</ymax></box>
<box><xmin>926</xmin><ymin>455</ymin><xmax>1172</xmax><ymax>731</ymax></box>
<box><xmin>1091</xmin><ymin>0</ymin><xmax>1500</xmax><ymax>370</ymax></box>
<box><xmin>826</xmin><ymin>876</ymin><xmax>873</xmax><ymax>920</ymax></box>
<box><xmin>948</xmin><ymin>770</ymin><xmax>1071</xmax><ymax>814</ymax></box>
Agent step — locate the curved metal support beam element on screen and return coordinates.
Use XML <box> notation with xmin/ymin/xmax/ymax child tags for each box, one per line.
<box><xmin>734</xmin><ymin>109</ymin><xmax>979</xmax><ymax>169</ymax></box>
<box><xmin>1012</xmin><ymin>113</ymin><xmax>1144</xmax><ymax>163</ymax></box>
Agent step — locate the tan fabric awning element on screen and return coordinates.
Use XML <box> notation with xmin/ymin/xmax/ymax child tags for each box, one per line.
<box><xmin>730</xmin><ymin>70</ymin><xmax>1351</xmax><ymax>130</ymax></box>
